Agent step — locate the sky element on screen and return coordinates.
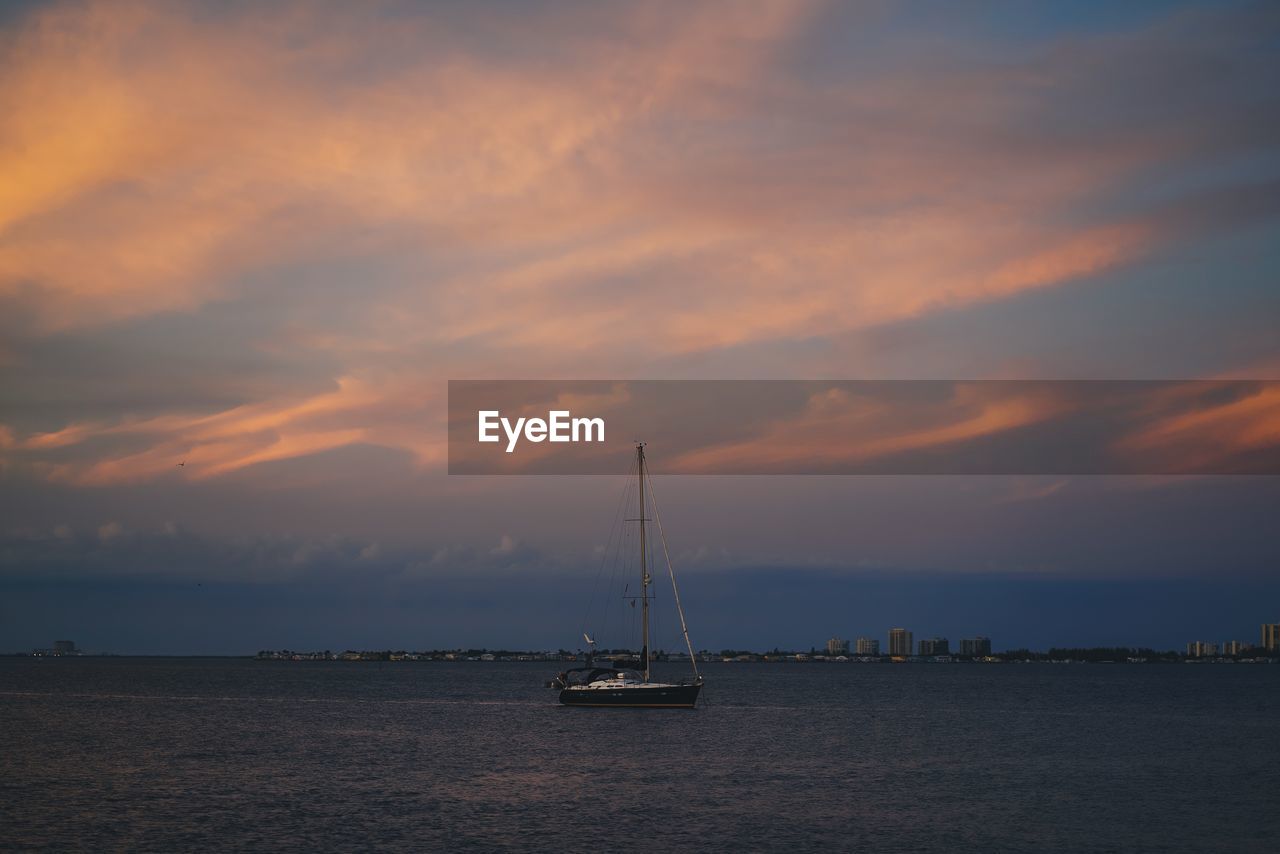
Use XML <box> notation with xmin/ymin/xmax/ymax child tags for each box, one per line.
<box><xmin>2</xmin><ymin>0</ymin><xmax>1279</xmax><ymax>654</ymax></box>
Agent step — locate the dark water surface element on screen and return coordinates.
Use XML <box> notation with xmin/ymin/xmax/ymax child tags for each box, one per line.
<box><xmin>2</xmin><ymin>658</ymin><xmax>1278</xmax><ymax>852</ymax></box>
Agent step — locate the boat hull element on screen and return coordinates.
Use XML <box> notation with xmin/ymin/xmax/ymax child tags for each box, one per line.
<box><xmin>559</xmin><ymin>682</ymin><xmax>702</xmax><ymax>708</ymax></box>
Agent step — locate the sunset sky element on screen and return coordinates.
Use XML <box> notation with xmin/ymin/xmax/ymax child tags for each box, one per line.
<box><xmin>2</xmin><ymin>0</ymin><xmax>1279</xmax><ymax>653</ymax></box>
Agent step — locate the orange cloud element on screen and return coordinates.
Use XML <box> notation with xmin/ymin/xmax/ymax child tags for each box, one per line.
<box><xmin>1116</xmin><ymin>383</ymin><xmax>1280</xmax><ymax>471</ymax></box>
<box><xmin>669</xmin><ymin>384</ymin><xmax>1068</xmax><ymax>473</ymax></box>
<box><xmin>10</xmin><ymin>376</ymin><xmax>446</xmax><ymax>485</ymax></box>
<box><xmin>0</xmin><ymin>0</ymin><xmax>1255</xmax><ymax>483</ymax></box>
<box><xmin>2</xmin><ymin>0</ymin><xmax>1166</xmax><ymax>336</ymax></box>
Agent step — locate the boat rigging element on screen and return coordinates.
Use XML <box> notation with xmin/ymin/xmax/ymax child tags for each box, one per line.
<box><xmin>551</xmin><ymin>442</ymin><xmax>703</xmax><ymax>708</ymax></box>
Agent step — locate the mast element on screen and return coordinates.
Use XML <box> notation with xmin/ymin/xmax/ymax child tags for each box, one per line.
<box><xmin>637</xmin><ymin>442</ymin><xmax>650</xmax><ymax>683</ymax></box>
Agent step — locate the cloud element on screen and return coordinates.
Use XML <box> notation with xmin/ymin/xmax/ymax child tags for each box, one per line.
<box><xmin>447</xmin><ymin>380</ymin><xmax>1280</xmax><ymax>475</ymax></box>
<box><xmin>668</xmin><ymin>383</ymin><xmax>1070</xmax><ymax>473</ymax></box>
<box><xmin>3</xmin><ymin>374</ymin><xmax>441</xmax><ymax>484</ymax></box>
<box><xmin>0</xmin><ymin>0</ymin><xmax>1277</xmax><ymax>486</ymax></box>
<box><xmin>0</xmin><ymin>520</ymin><xmax>575</xmax><ymax>588</ymax></box>
<box><xmin>1115</xmin><ymin>382</ymin><xmax>1280</xmax><ymax>472</ymax></box>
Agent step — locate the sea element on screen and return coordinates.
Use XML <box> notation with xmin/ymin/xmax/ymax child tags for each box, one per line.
<box><xmin>2</xmin><ymin>658</ymin><xmax>1277</xmax><ymax>853</ymax></box>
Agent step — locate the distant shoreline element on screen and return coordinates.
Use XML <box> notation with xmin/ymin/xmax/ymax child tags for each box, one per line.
<box><xmin>7</xmin><ymin>650</ymin><xmax>1277</xmax><ymax>664</ymax></box>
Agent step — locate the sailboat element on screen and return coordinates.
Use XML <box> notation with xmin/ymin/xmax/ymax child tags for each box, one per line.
<box><xmin>551</xmin><ymin>443</ymin><xmax>703</xmax><ymax>708</ymax></box>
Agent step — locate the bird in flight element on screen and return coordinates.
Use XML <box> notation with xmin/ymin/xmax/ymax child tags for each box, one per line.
<box><xmin>176</xmin><ymin>460</ymin><xmax>186</xmax><ymax>467</ymax></box>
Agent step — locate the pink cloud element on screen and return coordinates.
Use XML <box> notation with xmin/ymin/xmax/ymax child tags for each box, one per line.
<box><xmin>0</xmin><ymin>0</ymin><xmax>1268</xmax><ymax>483</ymax></box>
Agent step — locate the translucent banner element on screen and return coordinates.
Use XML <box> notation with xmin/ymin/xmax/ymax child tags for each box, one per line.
<box><xmin>448</xmin><ymin>380</ymin><xmax>1280</xmax><ymax>475</ymax></box>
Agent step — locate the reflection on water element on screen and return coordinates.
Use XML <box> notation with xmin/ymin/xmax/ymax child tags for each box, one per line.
<box><xmin>2</xmin><ymin>659</ymin><xmax>1277</xmax><ymax>852</ymax></box>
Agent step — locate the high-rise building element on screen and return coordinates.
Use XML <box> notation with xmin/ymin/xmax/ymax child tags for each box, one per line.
<box><xmin>1222</xmin><ymin>640</ymin><xmax>1243</xmax><ymax>656</ymax></box>
<box><xmin>960</xmin><ymin>637</ymin><xmax>992</xmax><ymax>657</ymax></box>
<box><xmin>1186</xmin><ymin>641</ymin><xmax>1218</xmax><ymax>658</ymax></box>
<box><xmin>855</xmin><ymin>637</ymin><xmax>879</xmax><ymax>656</ymax></box>
<box><xmin>1263</xmin><ymin>623</ymin><xmax>1280</xmax><ymax>652</ymax></box>
<box><xmin>826</xmin><ymin>637</ymin><xmax>849</xmax><ymax>656</ymax></box>
<box><xmin>888</xmin><ymin>628</ymin><xmax>913</xmax><ymax>657</ymax></box>
<box><xmin>918</xmin><ymin>637</ymin><xmax>950</xmax><ymax>656</ymax></box>
<box><xmin>53</xmin><ymin>640</ymin><xmax>76</xmax><ymax>654</ymax></box>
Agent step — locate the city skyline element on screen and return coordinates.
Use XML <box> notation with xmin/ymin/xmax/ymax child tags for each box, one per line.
<box><xmin>23</xmin><ymin>624</ymin><xmax>1280</xmax><ymax>661</ymax></box>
